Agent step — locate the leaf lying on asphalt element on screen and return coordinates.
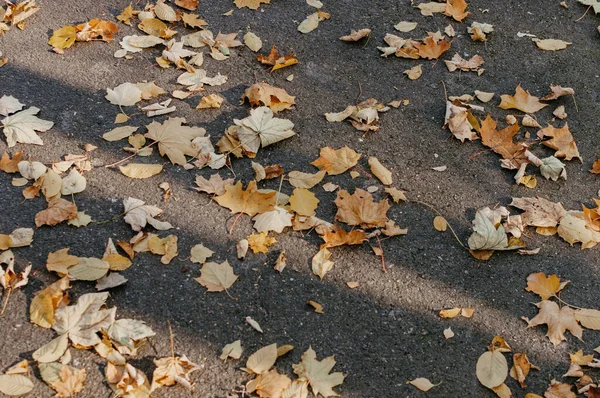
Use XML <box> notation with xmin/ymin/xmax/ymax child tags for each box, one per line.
<box><xmin>123</xmin><ymin>197</ymin><xmax>173</xmax><ymax>231</ymax></box>
<box><xmin>194</xmin><ymin>260</ymin><xmax>238</xmax><ymax>292</ymax></box>
<box><xmin>242</xmin><ymin>82</ymin><xmax>295</xmax><ymax>113</ymax></box>
<box><xmin>1</xmin><ymin>106</ymin><xmax>54</xmax><ymax>147</ymax></box>
<box><xmin>292</xmin><ymin>347</ymin><xmax>345</xmax><ymax>397</ymax></box>
<box><xmin>498</xmin><ymin>84</ymin><xmax>548</xmax><ymax>114</ymax></box>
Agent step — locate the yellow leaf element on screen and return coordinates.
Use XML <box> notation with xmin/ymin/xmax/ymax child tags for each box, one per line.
<box><xmin>48</xmin><ymin>25</ymin><xmax>77</xmax><ymax>49</ymax></box>
<box><xmin>433</xmin><ymin>215</ymin><xmax>448</xmax><ymax>231</ymax></box>
<box><xmin>119</xmin><ymin>163</ymin><xmax>163</xmax><ymax>179</ymax></box>
<box><xmin>307</xmin><ymin>300</ymin><xmax>324</xmax><ymax>314</ymax></box>
<box><xmin>194</xmin><ymin>260</ymin><xmax>238</xmax><ymax>292</ymax></box>
<box><xmin>248</xmin><ymin>232</ymin><xmax>277</xmax><ymax>254</ymax></box>
<box><xmin>312</xmin><ymin>248</ymin><xmax>334</xmax><ymax>279</ymax></box>
<box><xmin>289</xmin><ymin>188</ymin><xmax>319</xmax><ymax>217</ymax></box>
<box><xmin>368</xmin><ymin>157</ymin><xmax>393</xmax><ymax>185</ymax></box>
<box><xmin>499</xmin><ymin>84</ymin><xmax>548</xmax><ymax>114</ymax></box>
<box><xmin>311</xmin><ymin>146</ymin><xmax>360</xmax><ymax>175</ymax></box>
<box><xmin>524</xmin><ymin>300</ymin><xmax>583</xmax><ymax>346</ymax></box>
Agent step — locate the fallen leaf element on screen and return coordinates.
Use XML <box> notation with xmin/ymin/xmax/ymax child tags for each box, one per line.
<box><xmin>537</xmin><ymin>123</ymin><xmax>581</xmax><ymax>161</ymax></box>
<box><xmin>1</xmin><ymin>107</ymin><xmax>54</xmax><ymax>147</ymax></box>
<box><xmin>499</xmin><ymin>84</ymin><xmax>548</xmax><ymax>113</ymax></box>
<box><xmin>384</xmin><ymin>187</ymin><xmax>407</xmax><ymax>203</ymax></box>
<box><xmin>433</xmin><ymin>216</ymin><xmax>448</xmax><ymax>231</ymax></box>
<box><xmin>417</xmin><ymin>2</ymin><xmax>446</xmax><ymax>16</ymax></box>
<box><xmin>403</xmin><ymin>64</ymin><xmax>422</xmax><ymax>80</ymax></box>
<box><xmin>30</xmin><ymin>276</ymin><xmax>70</xmax><ymax>328</ymax></box>
<box><xmin>524</xmin><ymin>300</ymin><xmax>583</xmax><ymax>346</ymax></box>
<box><xmin>220</xmin><ymin>340</ymin><xmax>243</xmax><ymax>361</ymax></box>
<box><xmin>234</xmin><ymin>107</ymin><xmax>295</xmax><ymax>155</ymax></box>
<box><xmin>339</xmin><ymin>28</ymin><xmax>372</xmax><ymax>41</ymax></box>
<box><xmin>194</xmin><ymin>260</ymin><xmax>238</xmax><ymax>292</ymax></box>
<box><xmin>237</xmin><ymin>239</ymin><xmax>249</xmax><ymax>259</ymax></box>
<box><xmin>67</xmin><ymin>257</ymin><xmax>109</xmax><ymax>281</ymax></box>
<box><xmin>525</xmin><ymin>272</ymin><xmax>567</xmax><ymax>300</ymax></box>
<box><xmin>96</xmin><ymin>273</ymin><xmax>128</xmax><ymax>291</ymax></box>
<box><xmin>256</xmin><ymin>45</ymin><xmax>298</xmax><ymax>72</ymax></box>
<box><xmin>235</xmin><ymin>0</ymin><xmax>270</xmax><ymax>10</ymax></box>
<box><xmin>190</xmin><ymin>244</ymin><xmax>214</xmax><ymax>264</ymax></box>
<box><xmin>48</xmin><ymin>25</ymin><xmax>77</xmax><ymax>49</ymax></box>
<box><xmin>0</xmin><ymin>150</ymin><xmax>23</xmax><ymax>173</ymax></box>
<box><xmin>444</xmin><ymin>101</ymin><xmax>478</xmax><ymax>142</ymax></box>
<box><xmin>247</xmin><ymin>369</ymin><xmax>292</xmax><ymax>397</ymax></box>
<box><xmin>292</xmin><ymin>347</ymin><xmax>344</xmax><ymax>398</ymax></box>
<box><xmin>273</xmin><ymin>251</ymin><xmax>287</xmax><ymax>273</ymax></box>
<box><xmin>468</xmin><ymin>208</ymin><xmax>524</xmax><ymax>251</ymax></box>
<box><xmin>509</xmin><ymin>353</ymin><xmax>538</xmax><ymax>388</ymax></box>
<box><xmin>574</xmin><ymin>308</ymin><xmax>600</xmax><ymax>330</ymax></box>
<box><xmin>105</xmin><ymin>363</ymin><xmax>151</xmax><ymax>397</ymax></box>
<box><xmin>253</xmin><ymin>206</ymin><xmax>293</xmax><ymax>234</ymax></box>
<box><xmin>123</xmin><ymin>197</ymin><xmax>173</xmax><ymax>231</ymax></box>
<box><xmin>151</xmin><ymin>354</ymin><xmax>200</xmax><ymax>391</ymax></box>
<box><xmin>215</xmin><ymin>180</ymin><xmax>276</xmax><ymax>218</ymax></box>
<box><xmin>242</xmin><ymin>83</ymin><xmax>295</xmax><ymax>113</ymax></box>
<box><xmin>394</xmin><ymin>21</ymin><xmax>417</xmax><ymax>32</ymax></box>
<box><xmin>543</xmin><ymin>380</ymin><xmax>576</xmax><ymax>398</ymax></box>
<box><xmin>145</xmin><ymin>117</ymin><xmax>206</xmax><ymax>165</ymax></box>
<box><xmin>248</xmin><ymin>232</ymin><xmax>277</xmax><ymax>254</ymax></box>
<box><xmin>246</xmin><ymin>344</ymin><xmax>277</xmax><ymax>374</ymax></box>
<box><xmin>443</xmin><ymin>327</ymin><xmax>454</xmax><ymax>339</ymax></box>
<box><xmin>444</xmin><ymin>53</ymin><xmax>484</xmax><ymax>73</ymax></box>
<box><xmin>444</xmin><ymin>0</ymin><xmax>470</xmax><ymax>21</ymax></box>
<box><xmin>194</xmin><ymin>173</ymin><xmax>234</xmax><ymax>196</ymax></box>
<box><xmin>541</xmin><ymin>85</ymin><xmax>575</xmax><ymax>101</ymax></box>
<box><xmin>298</xmin><ymin>12</ymin><xmax>320</xmax><ymax>33</ymax></box>
<box><xmin>414</xmin><ymin>36</ymin><xmax>451</xmax><ymax>59</ymax></box>
<box><xmin>334</xmin><ymin>188</ymin><xmax>390</xmax><ymax>228</ymax></box>
<box><xmin>246</xmin><ymin>316</ymin><xmax>263</xmax><ymax>333</ymax></box>
<box><xmin>288</xmin><ymin>170</ymin><xmax>326</xmax><ymax>189</ymax></box>
<box><xmin>119</xmin><ymin>163</ymin><xmax>163</xmax><ymax>179</ymax></box>
<box><xmin>244</xmin><ymin>31</ymin><xmax>262</xmax><ymax>52</ymax></box>
<box><xmin>408</xmin><ymin>378</ymin><xmax>437</xmax><ymax>392</ymax></box>
<box><xmin>510</xmin><ymin>197</ymin><xmax>566</xmax><ymax>228</ymax></box>
<box><xmin>197</xmin><ymin>94</ymin><xmax>224</xmax><ymax>109</ymax></box>
<box><xmin>476</xmin><ymin>350</ymin><xmax>508</xmax><ymax>389</ymax></box>
<box><xmin>534</xmin><ymin>38</ymin><xmax>571</xmax><ymax>51</ymax></box>
<box><xmin>105</xmin><ymin>82</ymin><xmax>143</xmax><ymax>106</ymax></box>
<box><xmin>312</xmin><ymin>248</ymin><xmax>334</xmax><ymax>279</ymax></box>
<box><xmin>39</xmin><ymin>362</ymin><xmax>86</xmax><ymax>398</ymax></box>
<box><xmin>311</xmin><ymin>146</ymin><xmax>360</xmax><ymax>175</ymax></box>
<box><xmin>35</xmin><ymin>198</ymin><xmax>78</xmax><ymax>227</ymax></box>
<box><xmin>289</xmin><ymin>188</ymin><xmax>319</xmax><ymax>217</ymax></box>
<box><xmin>320</xmin><ymin>226</ymin><xmax>366</xmax><ymax>249</ymax></box>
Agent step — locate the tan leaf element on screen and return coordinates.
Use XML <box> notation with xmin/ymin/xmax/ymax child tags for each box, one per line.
<box><xmin>30</xmin><ymin>276</ymin><xmax>71</xmax><ymax>328</ymax></box>
<box><xmin>105</xmin><ymin>82</ymin><xmax>143</xmax><ymax>106</ymax></box>
<box><xmin>414</xmin><ymin>36</ymin><xmax>451</xmax><ymax>59</ymax></box>
<box><xmin>544</xmin><ymin>380</ymin><xmax>575</xmax><ymax>398</ymax></box>
<box><xmin>234</xmin><ymin>107</ymin><xmax>295</xmax><ymax>155</ymax></box>
<box><xmin>557</xmin><ymin>211</ymin><xmax>600</xmax><ymax>247</ymax></box>
<box><xmin>253</xmin><ymin>206</ymin><xmax>293</xmax><ymax>234</ymax></box>
<box><xmin>574</xmin><ymin>308</ymin><xmax>600</xmax><ymax>330</ymax></box>
<box><xmin>151</xmin><ymin>354</ymin><xmax>200</xmax><ymax>391</ymax></box>
<box><xmin>220</xmin><ymin>340</ymin><xmax>243</xmax><ymax>361</ymax></box>
<box><xmin>123</xmin><ymin>197</ymin><xmax>173</xmax><ymax>231</ymax></box>
<box><xmin>2</xmin><ymin>107</ymin><xmax>54</xmax><ymax>147</ymax></box>
<box><xmin>537</xmin><ymin>123</ymin><xmax>581</xmax><ymax>161</ymax></box>
<box><xmin>433</xmin><ymin>216</ymin><xmax>448</xmax><ymax>231</ymax></box>
<box><xmin>214</xmin><ymin>181</ymin><xmax>276</xmax><ymax>216</ymax></box>
<box><xmin>394</xmin><ymin>21</ymin><xmax>417</xmax><ymax>32</ymax></box>
<box><xmin>235</xmin><ymin>0</ymin><xmax>270</xmax><ymax>9</ymax></box>
<box><xmin>0</xmin><ymin>150</ymin><xmax>23</xmax><ymax>173</ymax></box>
<box><xmin>119</xmin><ymin>163</ymin><xmax>163</xmax><ymax>179</ymax></box>
<box><xmin>499</xmin><ymin>84</ymin><xmax>548</xmax><ymax>114</ymax></box>
<box><xmin>334</xmin><ymin>188</ymin><xmax>390</xmax><ymax>228</ymax></box>
<box><xmin>194</xmin><ymin>260</ymin><xmax>238</xmax><ymax>292</ymax></box>
<box><xmin>541</xmin><ymin>85</ymin><xmax>575</xmax><ymax>101</ymax></box>
<box><xmin>247</xmin><ymin>369</ymin><xmax>292</xmax><ymax>397</ymax></box>
<box><xmin>368</xmin><ymin>157</ymin><xmax>393</xmax><ymax>185</ymax></box>
<box><xmin>145</xmin><ymin>117</ymin><xmax>206</xmax><ymax>165</ymax></box>
<box><xmin>242</xmin><ymin>82</ymin><xmax>295</xmax><ymax>113</ymax></box>
<box><xmin>570</xmin><ymin>349</ymin><xmax>594</xmax><ymax>365</ymax></box>
<box><xmin>509</xmin><ymin>353</ymin><xmax>538</xmax><ymax>388</ymax></box>
<box><xmin>194</xmin><ymin>173</ymin><xmax>234</xmax><ymax>196</ymax></box>
<box><xmin>244</xmin><ymin>31</ymin><xmax>262</xmax><ymax>51</ymax></box>
<box><xmin>403</xmin><ymin>64</ymin><xmax>422</xmax><ymax>80</ymax></box>
<box><xmin>339</xmin><ymin>28</ymin><xmax>372</xmax><ymax>41</ymax></box>
<box><xmin>246</xmin><ymin>344</ymin><xmax>278</xmax><ymax>374</ymax></box>
<box><xmin>190</xmin><ymin>244</ymin><xmax>214</xmax><ymax>264</ymax></box>
<box><xmin>197</xmin><ymin>94</ymin><xmax>224</xmax><ymax>109</ymax></box>
<box><xmin>534</xmin><ymin>38</ymin><xmax>571</xmax><ymax>51</ymax></box>
<box><xmin>510</xmin><ymin>197</ymin><xmax>566</xmax><ymax>228</ymax></box>
<box><xmin>39</xmin><ymin>363</ymin><xmax>86</xmax><ymax>398</ymax></box>
<box><xmin>384</xmin><ymin>187</ymin><xmax>406</xmax><ymax>203</ymax></box>
<box><xmin>102</xmin><ymin>126</ymin><xmax>138</xmax><ymax>141</ymax></box>
<box><xmin>407</xmin><ymin>378</ymin><xmax>437</xmax><ymax>392</ymax></box>
<box><xmin>524</xmin><ymin>300</ymin><xmax>583</xmax><ymax>346</ymax></box>
<box><xmin>476</xmin><ymin>350</ymin><xmax>508</xmax><ymax>389</ymax></box>
<box><xmin>312</xmin><ymin>248</ymin><xmax>334</xmax><ymax>279</ymax></box>
<box><xmin>67</xmin><ymin>257</ymin><xmax>109</xmax><ymax>281</ymax></box>
<box><xmin>292</xmin><ymin>347</ymin><xmax>344</xmax><ymax>398</ymax></box>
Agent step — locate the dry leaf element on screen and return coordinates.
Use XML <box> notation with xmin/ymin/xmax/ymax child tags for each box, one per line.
<box><xmin>30</xmin><ymin>276</ymin><xmax>70</xmax><ymax>328</ymax></box>
<box><xmin>403</xmin><ymin>64</ymin><xmax>423</xmax><ymax>80</ymax></box>
<box><xmin>476</xmin><ymin>350</ymin><xmax>508</xmax><ymax>389</ymax></box>
<box><xmin>312</xmin><ymin>248</ymin><xmax>334</xmax><ymax>279</ymax></box>
<box><xmin>235</xmin><ymin>0</ymin><xmax>270</xmax><ymax>10</ymax></box>
<box><xmin>321</xmin><ymin>226</ymin><xmax>366</xmax><ymax>249</ymax></box>
<box><xmin>246</xmin><ymin>344</ymin><xmax>277</xmax><ymax>374</ymax></box>
<box><xmin>289</xmin><ymin>188</ymin><xmax>319</xmax><ymax>217</ymax></box>
<box><xmin>1</xmin><ymin>107</ymin><xmax>54</xmax><ymax>147</ymax></box>
<box><xmin>574</xmin><ymin>308</ymin><xmax>600</xmax><ymax>330</ymax></box>
<box><xmin>220</xmin><ymin>340</ymin><xmax>243</xmax><ymax>361</ymax></box>
<box><xmin>524</xmin><ymin>300</ymin><xmax>583</xmax><ymax>346</ymax></box>
<box><xmin>288</xmin><ymin>170</ymin><xmax>326</xmax><ymax>189</ymax></box>
<box><xmin>35</xmin><ymin>198</ymin><xmax>77</xmax><ymax>227</ymax></box>
<box><xmin>311</xmin><ymin>147</ymin><xmax>360</xmax><ymax>175</ymax></box>
<box><xmin>444</xmin><ymin>0</ymin><xmax>470</xmax><ymax>21</ymax></box>
<box><xmin>190</xmin><ymin>244</ymin><xmax>214</xmax><ymax>264</ymax></box>
<box><xmin>499</xmin><ymin>84</ymin><xmax>548</xmax><ymax>114</ymax></box>
<box><xmin>408</xmin><ymin>378</ymin><xmax>437</xmax><ymax>392</ymax></box>
<box><xmin>248</xmin><ymin>232</ymin><xmax>277</xmax><ymax>254</ymax></box>
<box><xmin>541</xmin><ymin>85</ymin><xmax>575</xmax><ymax>101</ymax></box>
<box><xmin>525</xmin><ymin>272</ymin><xmax>567</xmax><ymax>300</ymax></box>
<box><xmin>534</xmin><ymin>38</ymin><xmax>571</xmax><ymax>51</ymax></box>
<box><xmin>256</xmin><ymin>45</ymin><xmax>298</xmax><ymax>72</ymax></box>
<box><xmin>197</xmin><ymin>94</ymin><xmax>224</xmax><ymax>109</ymax></box>
<box><xmin>39</xmin><ymin>363</ymin><xmax>86</xmax><ymax>398</ymax></box>
<box><xmin>334</xmin><ymin>188</ymin><xmax>390</xmax><ymax>228</ymax></box>
<box><xmin>244</xmin><ymin>32</ymin><xmax>262</xmax><ymax>52</ymax></box>
<box><xmin>414</xmin><ymin>36</ymin><xmax>451</xmax><ymax>59</ymax></box>
<box><xmin>119</xmin><ymin>163</ymin><xmax>163</xmax><ymax>179</ymax></box>
<box><xmin>394</xmin><ymin>21</ymin><xmax>417</xmax><ymax>32</ymax></box>
<box><xmin>274</xmin><ymin>251</ymin><xmax>287</xmax><ymax>273</ymax></box>
<box><xmin>215</xmin><ymin>180</ymin><xmax>276</xmax><ymax>217</ymax></box>
<box><xmin>246</xmin><ymin>316</ymin><xmax>263</xmax><ymax>333</ymax></box>
<box><xmin>339</xmin><ymin>28</ymin><xmax>371</xmax><ymax>41</ymax></box>
<box><xmin>292</xmin><ymin>347</ymin><xmax>344</xmax><ymax>398</ymax></box>
<box><xmin>537</xmin><ymin>123</ymin><xmax>581</xmax><ymax>161</ymax></box>
<box><xmin>253</xmin><ymin>206</ymin><xmax>293</xmax><ymax>234</ymax></box>
<box><xmin>105</xmin><ymin>82</ymin><xmax>143</xmax><ymax>106</ymax></box>
<box><xmin>443</xmin><ymin>327</ymin><xmax>454</xmax><ymax>339</ymax></box>
<box><xmin>242</xmin><ymin>83</ymin><xmax>295</xmax><ymax>113</ymax></box>
<box><xmin>509</xmin><ymin>353</ymin><xmax>538</xmax><ymax>388</ymax></box>
<box><xmin>194</xmin><ymin>174</ymin><xmax>234</xmax><ymax>196</ymax></box>
<box><xmin>194</xmin><ymin>260</ymin><xmax>238</xmax><ymax>292</ymax></box>
<box><xmin>234</xmin><ymin>107</ymin><xmax>295</xmax><ymax>155</ymax></box>
<box><xmin>510</xmin><ymin>197</ymin><xmax>566</xmax><ymax>228</ymax></box>
<box><xmin>543</xmin><ymin>380</ymin><xmax>576</xmax><ymax>398</ymax></box>
<box><xmin>145</xmin><ymin>117</ymin><xmax>206</xmax><ymax>165</ymax></box>
<box><xmin>151</xmin><ymin>354</ymin><xmax>200</xmax><ymax>391</ymax></box>
<box><xmin>123</xmin><ymin>197</ymin><xmax>173</xmax><ymax>231</ymax></box>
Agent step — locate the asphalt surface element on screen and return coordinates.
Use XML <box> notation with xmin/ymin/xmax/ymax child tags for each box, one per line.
<box><xmin>1</xmin><ymin>0</ymin><xmax>600</xmax><ymax>397</ymax></box>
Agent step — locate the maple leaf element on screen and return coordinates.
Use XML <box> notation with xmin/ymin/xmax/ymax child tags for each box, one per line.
<box><xmin>557</xmin><ymin>210</ymin><xmax>600</xmax><ymax>248</ymax></box>
<box><xmin>123</xmin><ymin>197</ymin><xmax>173</xmax><ymax>231</ymax></box>
<box><xmin>194</xmin><ymin>173</ymin><xmax>234</xmax><ymax>196</ymax></box>
<box><xmin>414</xmin><ymin>35</ymin><xmax>451</xmax><ymax>59</ymax></box>
<box><xmin>444</xmin><ymin>53</ymin><xmax>483</xmax><ymax>72</ymax></box>
<box><xmin>321</xmin><ymin>226</ymin><xmax>366</xmax><ymax>249</ymax></box>
<box><xmin>524</xmin><ymin>300</ymin><xmax>583</xmax><ymax>346</ymax></box>
<box><xmin>509</xmin><ymin>353</ymin><xmax>538</xmax><ymax>388</ymax></box>
<box><xmin>48</xmin><ymin>25</ymin><xmax>77</xmax><ymax>49</ymax></box>
<box><xmin>444</xmin><ymin>0</ymin><xmax>470</xmax><ymax>22</ymax></box>
<box><xmin>214</xmin><ymin>180</ymin><xmax>276</xmax><ymax>220</ymax></box>
<box><xmin>144</xmin><ymin>117</ymin><xmax>206</xmax><ymax>165</ymax></box>
<box><xmin>220</xmin><ymin>340</ymin><xmax>243</xmax><ymax>360</ymax></box>
<box><xmin>468</xmin><ymin>207</ymin><xmax>525</xmax><ymax>252</ymax></box>
<box><xmin>289</xmin><ymin>188</ymin><xmax>319</xmax><ymax>217</ymax></box>
<box><xmin>75</xmin><ymin>19</ymin><xmax>118</xmax><ymax>42</ymax></box>
<box><xmin>242</xmin><ymin>82</ymin><xmax>296</xmax><ymax>113</ymax></box>
<box><xmin>248</xmin><ymin>232</ymin><xmax>277</xmax><ymax>253</ymax></box>
<box><xmin>247</xmin><ymin>369</ymin><xmax>292</xmax><ymax>397</ymax></box>
<box><xmin>253</xmin><ymin>206</ymin><xmax>293</xmax><ymax>233</ymax></box>
<box><xmin>35</xmin><ymin>198</ymin><xmax>78</xmax><ymax>227</ymax></box>
<box><xmin>499</xmin><ymin>84</ymin><xmax>548</xmax><ymax>113</ymax></box>
<box><xmin>544</xmin><ymin>379</ymin><xmax>576</xmax><ymax>398</ymax></box>
<box><xmin>190</xmin><ymin>244</ymin><xmax>214</xmax><ymax>264</ymax></box>
<box><xmin>53</xmin><ymin>292</ymin><xmax>116</xmax><ymax>347</ymax></box>
<box><xmin>105</xmin><ymin>82</ymin><xmax>143</xmax><ymax>106</ymax></box>
<box><xmin>537</xmin><ymin>123</ymin><xmax>581</xmax><ymax>161</ymax></box>
<box><xmin>444</xmin><ymin>101</ymin><xmax>478</xmax><ymax>142</ymax></box>
<box><xmin>311</xmin><ymin>146</ymin><xmax>360</xmax><ymax>175</ymax></box>
<box><xmin>116</xmin><ymin>4</ymin><xmax>134</xmax><ymax>25</ymax></box>
<box><xmin>257</xmin><ymin>45</ymin><xmax>298</xmax><ymax>71</ymax></box>
<box><xmin>525</xmin><ymin>272</ymin><xmax>569</xmax><ymax>300</ymax></box>
<box><xmin>0</xmin><ymin>96</ymin><xmax>24</xmax><ymax>117</ymax></box>
<box><xmin>4</xmin><ymin>0</ymin><xmax>40</xmax><ymax>26</ymax></box>
<box><xmin>334</xmin><ymin>188</ymin><xmax>390</xmax><ymax>228</ymax></box>
<box><xmin>38</xmin><ymin>362</ymin><xmax>86</xmax><ymax>398</ymax></box>
<box><xmin>175</xmin><ymin>0</ymin><xmax>199</xmax><ymax>10</ymax></box>
<box><xmin>194</xmin><ymin>260</ymin><xmax>238</xmax><ymax>292</ymax></box>
<box><xmin>1</xmin><ymin>106</ymin><xmax>54</xmax><ymax>147</ymax></box>
<box><xmin>105</xmin><ymin>362</ymin><xmax>151</xmax><ymax>397</ymax></box>
<box><xmin>151</xmin><ymin>354</ymin><xmax>200</xmax><ymax>391</ymax></box>
<box><xmin>292</xmin><ymin>347</ymin><xmax>345</xmax><ymax>397</ymax></box>
<box><xmin>234</xmin><ymin>107</ymin><xmax>295</xmax><ymax>155</ymax></box>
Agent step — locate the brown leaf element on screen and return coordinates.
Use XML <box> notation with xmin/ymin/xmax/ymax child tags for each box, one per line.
<box><xmin>151</xmin><ymin>354</ymin><xmax>200</xmax><ymax>391</ymax></box>
<box><xmin>35</xmin><ymin>198</ymin><xmax>78</xmax><ymax>227</ymax></box>
<box><xmin>0</xmin><ymin>150</ymin><xmax>22</xmax><ymax>173</ymax></box>
<box><xmin>175</xmin><ymin>0</ymin><xmax>199</xmax><ymax>10</ymax></box>
<box><xmin>509</xmin><ymin>353</ymin><xmax>538</xmax><ymax>388</ymax></box>
<box><xmin>334</xmin><ymin>188</ymin><xmax>390</xmax><ymax>228</ymax></box>
<box><xmin>75</xmin><ymin>19</ymin><xmax>119</xmax><ymax>42</ymax></box>
<box><xmin>537</xmin><ymin>123</ymin><xmax>581</xmax><ymax>161</ymax></box>
<box><xmin>544</xmin><ymin>379</ymin><xmax>576</xmax><ymax>398</ymax></box>
<box><xmin>242</xmin><ymin>82</ymin><xmax>295</xmax><ymax>113</ymax></box>
<box><xmin>510</xmin><ymin>197</ymin><xmax>566</xmax><ymax>228</ymax></box>
<box><xmin>320</xmin><ymin>226</ymin><xmax>366</xmax><ymax>249</ymax></box>
<box><xmin>256</xmin><ymin>45</ymin><xmax>298</xmax><ymax>71</ymax></box>
<box><xmin>499</xmin><ymin>84</ymin><xmax>548</xmax><ymax>114</ymax></box>
<box><xmin>524</xmin><ymin>300</ymin><xmax>583</xmax><ymax>346</ymax></box>
<box><xmin>247</xmin><ymin>369</ymin><xmax>292</xmax><ymax>397</ymax></box>
<box><xmin>541</xmin><ymin>85</ymin><xmax>575</xmax><ymax>101</ymax></box>
<box><xmin>30</xmin><ymin>276</ymin><xmax>71</xmax><ymax>328</ymax></box>
<box><xmin>479</xmin><ymin>115</ymin><xmax>525</xmax><ymax>166</ymax></box>
<box><xmin>339</xmin><ymin>28</ymin><xmax>371</xmax><ymax>41</ymax></box>
<box><xmin>235</xmin><ymin>0</ymin><xmax>270</xmax><ymax>10</ymax></box>
<box><xmin>194</xmin><ymin>173</ymin><xmax>234</xmax><ymax>196</ymax></box>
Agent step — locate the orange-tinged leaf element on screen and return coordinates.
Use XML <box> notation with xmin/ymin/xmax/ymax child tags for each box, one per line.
<box><xmin>257</xmin><ymin>46</ymin><xmax>298</xmax><ymax>72</ymax></box>
<box><xmin>48</xmin><ymin>26</ymin><xmax>77</xmax><ymax>49</ymax></box>
<box><xmin>289</xmin><ymin>188</ymin><xmax>319</xmax><ymax>217</ymax></box>
<box><xmin>334</xmin><ymin>188</ymin><xmax>390</xmax><ymax>228</ymax></box>
<box><xmin>509</xmin><ymin>353</ymin><xmax>538</xmax><ymax>388</ymax></box>
<box><xmin>525</xmin><ymin>272</ymin><xmax>567</xmax><ymax>300</ymax></box>
<box><xmin>499</xmin><ymin>84</ymin><xmax>548</xmax><ymax>114</ymax></box>
<box><xmin>242</xmin><ymin>82</ymin><xmax>295</xmax><ymax>113</ymax></box>
<box><xmin>235</xmin><ymin>0</ymin><xmax>270</xmax><ymax>9</ymax></box>
<box><xmin>414</xmin><ymin>36</ymin><xmax>451</xmax><ymax>59</ymax></box>
<box><xmin>544</xmin><ymin>380</ymin><xmax>575</xmax><ymax>398</ymax></box>
<box><xmin>0</xmin><ymin>150</ymin><xmax>23</xmax><ymax>173</ymax></box>
<box><xmin>591</xmin><ymin>159</ymin><xmax>600</xmax><ymax>174</ymax></box>
<box><xmin>311</xmin><ymin>146</ymin><xmax>360</xmax><ymax>175</ymax></box>
<box><xmin>320</xmin><ymin>226</ymin><xmax>366</xmax><ymax>249</ymax></box>
<box><xmin>537</xmin><ymin>123</ymin><xmax>582</xmax><ymax>161</ymax></box>
<box><xmin>479</xmin><ymin>115</ymin><xmax>524</xmax><ymax>166</ymax></box>
<box><xmin>524</xmin><ymin>300</ymin><xmax>583</xmax><ymax>346</ymax></box>
<box><xmin>247</xmin><ymin>369</ymin><xmax>292</xmax><ymax>396</ymax></box>
<box><xmin>175</xmin><ymin>0</ymin><xmax>199</xmax><ymax>10</ymax></box>
<box><xmin>30</xmin><ymin>276</ymin><xmax>70</xmax><ymax>328</ymax></box>
<box><xmin>214</xmin><ymin>181</ymin><xmax>276</xmax><ymax>216</ymax></box>
<box><xmin>444</xmin><ymin>0</ymin><xmax>470</xmax><ymax>22</ymax></box>
<box><xmin>75</xmin><ymin>19</ymin><xmax>119</xmax><ymax>42</ymax></box>
<box><xmin>35</xmin><ymin>198</ymin><xmax>78</xmax><ymax>227</ymax></box>
<box><xmin>116</xmin><ymin>4</ymin><xmax>134</xmax><ymax>25</ymax></box>
<box><xmin>569</xmin><ymin>349</ymin><xmax>594</xmax><ymax>365</ymax></box>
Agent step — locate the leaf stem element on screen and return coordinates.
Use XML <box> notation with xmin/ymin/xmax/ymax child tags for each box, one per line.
<box><xmin>375</xmin><ymin>235</ymin><xmax>387</xmax><ymax>273</ymax></box>
<box><xmin>104</xmin><ymin>141</ymin><xmax>158</xmax><ymax>168</ymax></box>
<box><xmin>409</xmin><ymin>200</ymin><xmax>466</xmax><ymax>249</ymax></box>
<box><xmin>0</xmin><ymin>288</ymin><xmax>13</xmax><ymax>317</ymax></box>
